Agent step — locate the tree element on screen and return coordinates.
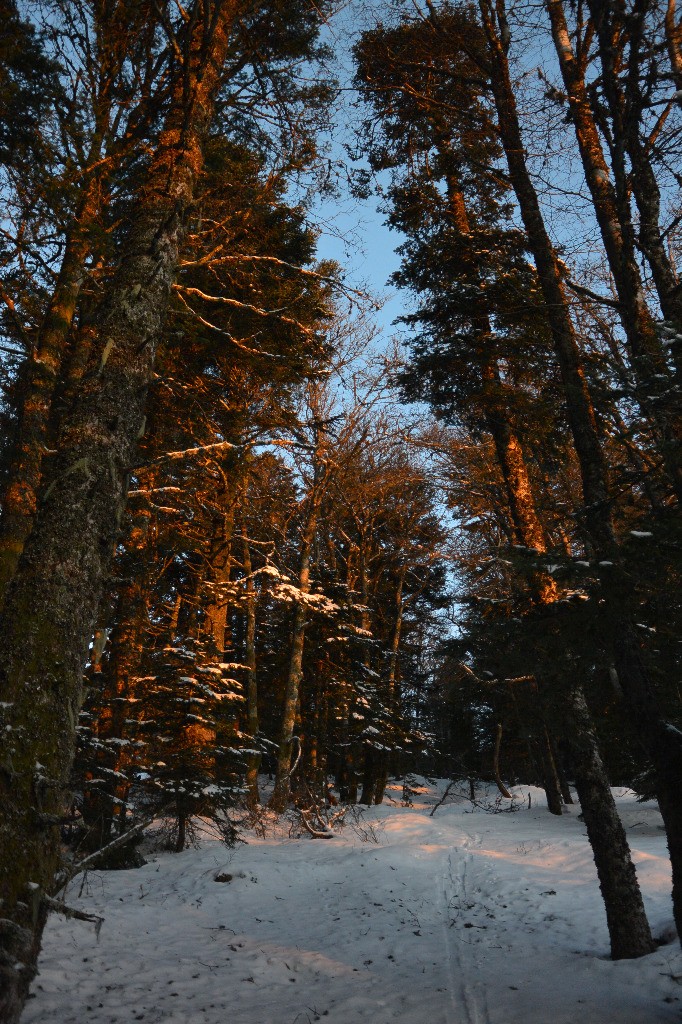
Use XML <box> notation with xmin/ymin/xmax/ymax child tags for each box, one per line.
<box><xmin>0</xmin><ymin>1</ymin><xmax>332</xmax><ymax>1015</ymax></box>
<box><xmin>73</xmin><ymin>127</ymin><xmax>338</xmax><ymax>844</ymax></box>
<box><xmin>354</xmin><ymin>1</ymin><xmax>660</xmax><ymax>959</ymax></box>
<box><xmin>0</xmin><ymin>0</ymin><xmax>163</xmax><ymax>597</ymax></box>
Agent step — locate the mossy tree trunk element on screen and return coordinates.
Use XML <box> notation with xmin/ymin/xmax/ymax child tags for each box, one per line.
<box><xmin>0</xmin><ymin>5</ymin><xmax>240</xmax><ymax>1019</ymax></box>
<box><xmin>0</xmin><ymin>181</ymin><xmax>102</xmax><ymax>603</ymax></box>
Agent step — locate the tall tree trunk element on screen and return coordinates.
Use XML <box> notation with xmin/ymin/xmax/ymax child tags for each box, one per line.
<box><xmin>546</xmin><ymin>1</ymin><xmax>682</xmax><ymax>937</ymax></box>
<box><xmin>563</xmin><ymin>683</ymin><xmax>655</xmax><ymax>958</ymax></box>
<box><xmin>360</xmin><ymin>745</ymin><xmax>377</xmax><ymax>805</ymax></box>
<box><xmin>612</xmin><ymin>619</ymin><xmax>682</xmax><ymax>941</ymax></box>
<box><xmin>604</xmin><ymin>0</ymin><xmax>682</xmax><ymax>385</ymax></box>
<box><xmin>270</xmin><ymin>486</ymin><xmax>322</xmax><ymax>812</ymax></box>
<box><xmin>479</xmin><ymin>0</ymin><xmax>615</xmax><ymax>556</ymax></box>
<box><xmin>202</xmin><ymin>471</ymin><xmax>241</xmax><ymax>660</ymax></box>
<box><xmin>443</xmin><ymin>166</ymin><xmax>554</xmax><ymax>560</ymax></box>
<box><xmin>665</xmin><ymin>0</ymin><xmax>682</xmax><ymax>94</ymax></box>
<box><xmin>477</xmin><ymin>0</ymin><xmax>655</xmax><ymax>960</ymax></box>
<box><xmin>546</xmin><ymin>0</ymin><xmax>681</xmax><ymax>495</ymax></box>
<box><xmin>447</xmin><ymin>174</ymin><xmax>563</xmax><ymax>811</ymax></box>
<box><xmin>0</xmin><ymin>6</ymin><xmax>240</xmax><ymax>1018</ymax></box>
<box><xmin>374</xmin><ymin>565</ymin><xmax>406</xmax><ymax>805</ymax></box>
<box><xmin>521</xmin><ymin>680</ymin><xmax>565</xmax><ymax>815</ymax></box>
<box><xmin>0</xmin><ymin>181</ymin><xmax>102</xmax><ymax>602</ymax></box>
<box><xmin>536</xmin><ymin>731</ymin><xmax>565</xmax><ymax>814</ymax></box>
<box><xmin>444</xmin><ymin>163</ymin><xmax>568</xmax><ymax>815</ymax></box>
<box><xmin>546</xmin><ymin>729</ymin><xmax>573</xmax><ymax>805</ymax></box>
<box><xmin>242</xmin><ymin>531</ymin><xmax>260</xmax><ymax>805</ymax></box>
<box><xmin>81</xmin><ymin>499</ymin><xmax>152</xmax><ymax>849</ymax></box>
<box><xmin>492</xmin><ymin>722</ymin><xmax>513</xmax><ymax>798</ymax></box>
<box><xmin>336</xmin><ymin>533</ymin><xmax>369</xmax><ymax>803</ymax></box>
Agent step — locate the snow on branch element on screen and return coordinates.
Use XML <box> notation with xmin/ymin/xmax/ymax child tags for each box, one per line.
<box><xmin>134</xmin><ymin>435</ymin><xmax>310</xmax><ymax>469</ymax></box>
<box><xmin>146</xmin><ymin>438</ymin><xmax>243</xmax><ymax>464</ymax></box>
<box><xmin>179</xmin><ymin>253</ymin><xmax>373</xmax><ymax>305</ymax></box>
<box><xmin>172</xmin><ymin>287</ymin><xmax>286</xmax><ymax>359</ymax></box>
<box><xmin>173</xmin><ymin>283</ymin><xmax>314</xmax><ymax>334</ymax></box>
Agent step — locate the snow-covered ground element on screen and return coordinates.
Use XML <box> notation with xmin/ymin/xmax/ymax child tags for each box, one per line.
<box><xmin>25</xmin><ymin>781</ymin><xmax>681</xmax><ymax>1024</ymax></box>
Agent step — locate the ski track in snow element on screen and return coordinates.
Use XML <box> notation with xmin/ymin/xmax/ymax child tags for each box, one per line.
<box><xmin>24</xmin><ymin>783</ymin><xmax>682</xmax><ymax>1024</ymax></box>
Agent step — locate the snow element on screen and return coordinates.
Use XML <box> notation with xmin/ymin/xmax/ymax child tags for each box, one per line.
<box><xmin>25</xmin><ymin>781</ymin><xmax>680</xmax><ymax>1024</ymax></box>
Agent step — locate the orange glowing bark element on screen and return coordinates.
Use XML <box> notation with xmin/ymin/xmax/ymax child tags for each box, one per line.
<box><xmin>0</xmin><ymin>4</ymin><xmax>244</xmax><ymax>1017</ymax></box>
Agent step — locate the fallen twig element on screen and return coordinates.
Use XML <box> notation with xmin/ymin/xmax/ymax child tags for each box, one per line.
<box><xmin>42</xmin><ymin>893</ymin><xmax>104</xmax><ymax>937</ymax></box>
<box><xmin>430</xmin><ymin>780</ymin><xmax>460</xmax><ymax>817</ymax></box>
<box><xmin>57</xmin><ymin>808</ymin><xmax>169</xmax><ymax>892</ymax></box>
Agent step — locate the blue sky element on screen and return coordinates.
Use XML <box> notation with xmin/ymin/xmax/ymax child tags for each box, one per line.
<box><xmin>313</xmin><ymin>186</ymin><xmax>407</xmax><ymax>336</ymax></box>
<box><xmin>307</xmin><ymin>7</ymin><xmax>411</xmax><ymax>339</ymax></box>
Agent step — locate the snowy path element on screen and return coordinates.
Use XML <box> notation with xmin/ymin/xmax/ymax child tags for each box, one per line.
<box><xmin>25</xmin><ymin>783</ymin><xmax>681</xmax><ymax>1024</ymax></box>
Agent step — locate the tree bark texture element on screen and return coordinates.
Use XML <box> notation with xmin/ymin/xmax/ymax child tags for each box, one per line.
<box><xmin>82</xmin><ymin>572</ymin><xmax>150</xmax><ymax>845</ymax></box>
<box><xmin>475</xmin><ymin>0</ymin><xmax>658</xmax><ymax>957</ymax></box>
<box><xmin>360</xmin><ymin>745</ymin><xmax>378</xmax><ymax>805</ymax></box>
<box><xmin>202</xmin><ymin>481</ymin><xmax>239</xmax><ymax>660</ymax></box>
<box><xmin>613</xmin><ymin>622</ymin><xmax>682</xmax><ymax>940</ymax></box>
<box><xmin>81</xmin><ymin>496</ymin><xmax>154</xmax><ymax>847</ymax></box>
<box><xmin>0</xmin><ymin>183</ymin><xmax>102</xmax><ymax>604</ymax></box>
<box><xmin>478</xmin><ymin>0</ymin><xmax>615</xmax><ymax>556</ymax></box>
<box><xmin>270</xmin><ymin>486</ymin><xmax>322</xmax><ymax>812</ymax></box>
<box><xmin>242</xmin><ymin>532</ymin><xmax>260</xmax><ymax>804</ymax></box>
<box><xmin>0</xmin><ymin>5</ymin><xmax>240</xmax><ymax>1018</ymax></box>
<box><xmin>537</xmin><ymin>730</ymin><xmax>565</xmax><ymax>815</ymax></box>
<box><xmin>666</xmin><ymin>0</ymin><xmax>682</xmax><ymax>94</ymax></box>
<box><xmin>563</xmin><ymin>685</ymin><xmax>655</xmax><ymax>959</ymax></box>
<box><xmin>547</xmin><ymin>0</ymin><xmax>682</xmax><ymax>495</ymax></box>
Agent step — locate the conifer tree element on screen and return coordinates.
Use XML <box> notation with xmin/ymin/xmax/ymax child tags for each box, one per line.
<box><xmin>0</xmin><ymin>2</ymin><xmax>333</xmax><ymax>1014</ymax></box>
<box><xmin>354</xmin><ymin>2</ymin><xmax>662</xmax><ymax>959</ymax></box>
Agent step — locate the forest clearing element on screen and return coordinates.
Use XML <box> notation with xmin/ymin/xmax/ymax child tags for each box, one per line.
<box><xmin>24</xmin><ymin>779</ymin><xmax>680</xmax><ymax>1024</ymax></box>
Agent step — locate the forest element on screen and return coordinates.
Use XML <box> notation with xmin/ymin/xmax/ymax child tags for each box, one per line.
<box><xmin>0</xmin><ymin>0</ymin><xmax>680</xmax><ymax>1021</ymax></box>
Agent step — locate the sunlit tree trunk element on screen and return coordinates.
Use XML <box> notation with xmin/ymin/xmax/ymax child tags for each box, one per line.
<box><xmin>242</xmin><ymin>531</ymin><xmax>260</xmax><ymax>804</ymax></box>
<box><xmin>0</xmin><ymin>5</ymin><xmax>241</xmax><ymax>1017</ymax></box>
<box><xmin>479</xmin><ymin>0</ymin><xmax>615</xmax><ymax>556</ymax></box>
<box><xmin>547</xmin><ymin>0</ymin><xmax>681</xmax><ymax>495</ymax></box>
<box><xmin>0</xmin><ymin>180</ymin><xmax>102</xmax><ymax>602</ymax></box>
<box><xmin>477</xmin><ymin>0</ymin><xmax>655</xmax><ymax>960</ymax></box>
<box><xmin>270</xmin><ymin>479</ymin><xmax>323</xmax><ymax>812</ymax></box>
<box><xmin>666</xmin><ymin>0</ymin><xmax>682</xmax><ymax>94</ymax></box>
<box><xmin>202</xmin><ymin>472</ymin><xmax>241</xmax><ymax>660</ymax></box>
<box><xmin>445</xmin><ymin>180</ymin><xmax>544</xmax><ymax>529</ymax></box>
<box><xmin>444</xmin><ymin>176</ymin><xmax>556</xmax><ymax>597</ymax></box>
<box><xmin>81</xmin><ymin>496</ymin><xmax>153</xmax><ymax>848</ymax></box>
